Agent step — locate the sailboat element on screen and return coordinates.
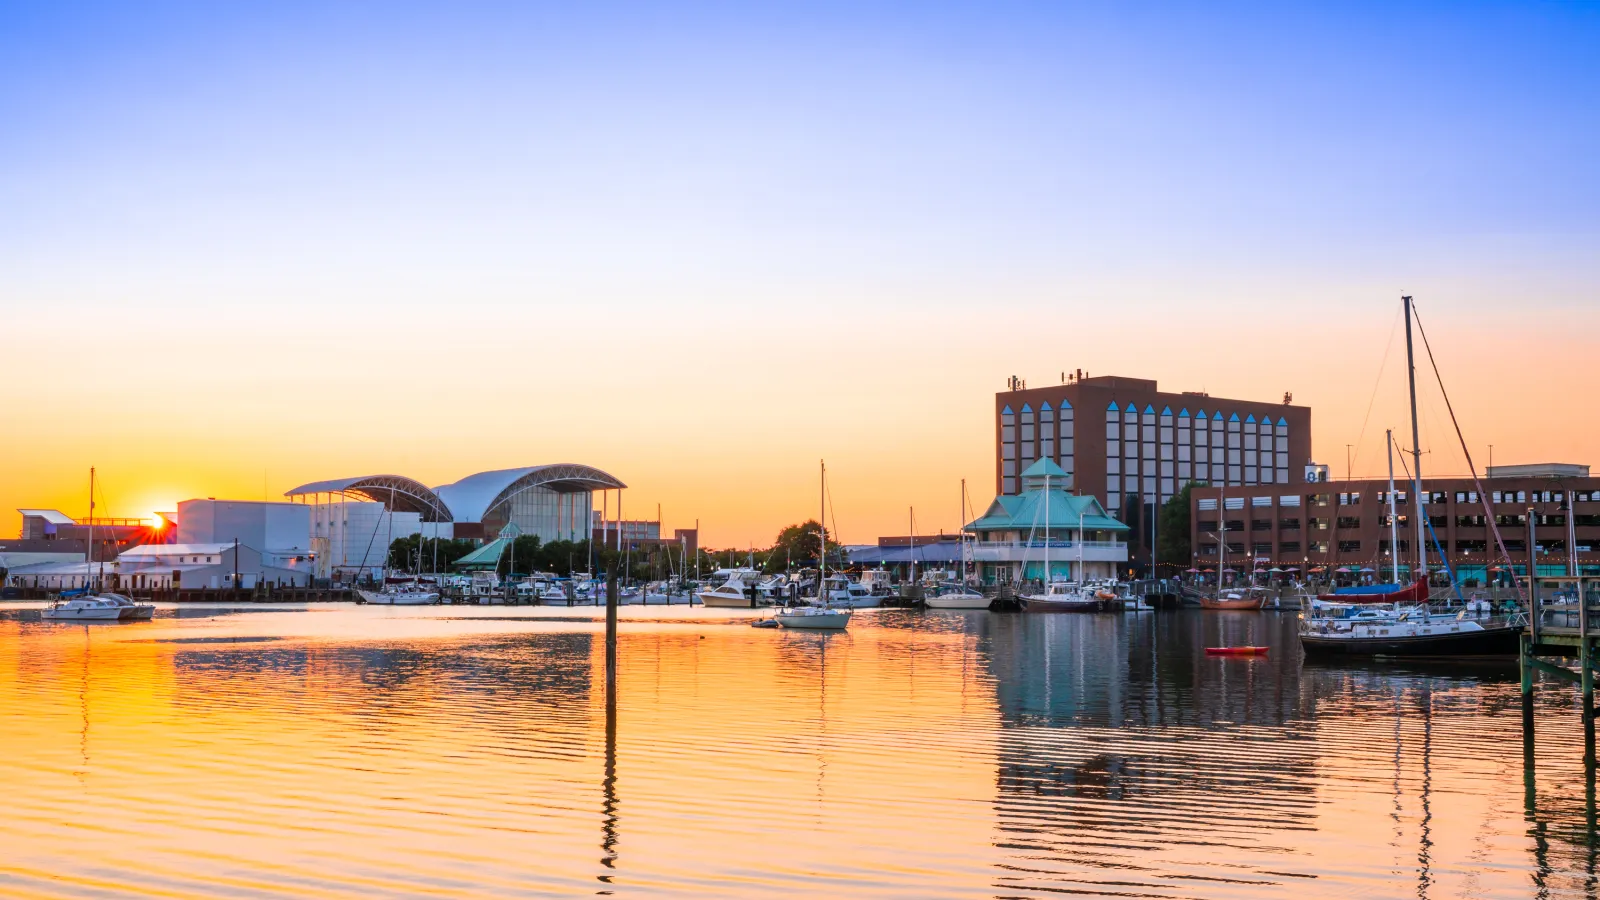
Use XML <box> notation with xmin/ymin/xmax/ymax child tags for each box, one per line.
<box><xmin>925</xmin><ymin>479</ymin><xmax>989</xmax><ymax>609</ymax></box>
<box><xmin>1018</xmin><ymin>461</ymin><xmax>1102</xmax><ymax>612</ymax></box>
<box><xmin>775</xmin><ymin>461</ymin><xmax>850</xmax><ymax>630</ymax></box>
<box><xmin>1299</xmin><ymin>296</ymin><xmax>1523</xmax><ymax>657</ymax></box>
<box><xmin>42</xmin><ymin>468</ymin><xmax>155</xmax><ymax>622</ymax></box>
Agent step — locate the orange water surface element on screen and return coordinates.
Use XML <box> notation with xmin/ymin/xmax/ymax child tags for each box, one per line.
<box><xmin>0</xmin><ymin>604</ymin><xmax>1593</xmax><ymax>898</ymax></box>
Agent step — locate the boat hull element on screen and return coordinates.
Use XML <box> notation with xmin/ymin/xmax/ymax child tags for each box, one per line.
<box><xmin>699</xmin><ymin>591</ymin><xmax>760</xmax><ymax>608</ymax></box>
<box><xmin>41</xmin><ymin>606</ymin><xmax>123</xmax><ymax>621</ymax></box>
<box><xmin>774</xmin><ymin>610</ymin><xmax>850</xmax><ymax>630</ymax></box>
<box><xmin>925</xmin><ymin>594</ymin><xmax>990</xmax><ymax>610</ymax></box>
<box><xmin>1019</xmin><ymin>596</ymin><xmax>1107</xmax><ymax>613</ymax></box>
<box><xmin>1300</xmin><ymin>624</ymin><xmax>1523</xmax><ymax>657</ymax></box>
<box><xmin>1200</xmin><ymin>596</ymin><xmax>1267</xmax><ymax>610</ymax></box>
<box><xmin>360</xmin><ymin>590</ymin><xmax>439</xmax><ymax>605</ymax></box>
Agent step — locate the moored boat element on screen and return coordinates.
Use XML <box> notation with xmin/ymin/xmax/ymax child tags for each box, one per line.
<box><xmin>774</xmin><ymin>461</ymin><xmax>849</xmax><ymax>631</ymax></box>
<box><xmin>925</xmin><ymin>582</ymin><xmax>990</xmax><ymax>609</ymax></box>
<box><xmin>1020</xmin><ymin>580</ymin><xmax>1106</xmax><ymax>612</ymax></box>
<box><xmin>42</xmin><ymin>592</ymin><xmax>156</xmax><ymax>621</ymax></box>
<box><xmin>1299</xmin><ymin>610</ymin><xmax>1523</xmax><ymax>657</ymax></box>
<box><xmin>1200</xmin><ymin>588</ymin><xmax>1271</xmax><ymax>610</ymax></box>
<box><xmin>698</xmin><ymin>569</ymin><xmax>766</xmax><ymax>607</ymax></box>
<box><xmin>774</xmin><ymin>605</ymin><xmax>852</xmax><ymax>630</ymax></box>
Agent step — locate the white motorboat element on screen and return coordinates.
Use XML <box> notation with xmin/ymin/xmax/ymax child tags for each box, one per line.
<box><xmin>42</xmin><ymin>593</ymin><xmax>155</xmax><ymax>621</ymax></box>
<box><xmin>924</xmin><ymin>583</ymin><xmax>990</xmax><ymax>609</ymax></box>
<box><xmin>360</xmin><ymin>588</ymin><xmax>439</xmax><ymax>605</ymax></box>
<box><xmin>536</xmin><ymin>583</ymin><xmax>569</xmax><ymax>604</ymax></box>
<box><xmin>774</xmin><ymin>605</ymin><xmax>852</xmax><ymax>630</ymax></box>
<box><xmin>826</xmin><ymin>576</ymin><xmax>881</xmax><ymax>609</ymax></box>
<box><xmin>699</xmin><ymin>569</ymin><xmax>766</xmax><ymax>607</ymax></box>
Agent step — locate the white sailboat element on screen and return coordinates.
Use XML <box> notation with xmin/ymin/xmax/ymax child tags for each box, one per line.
<box><xmin>925</xmin><ymin>479</ymin><xmax>989</xmax><ymax>609</ymax></box>
<box><xmin>41</xmin><ymin>469</ymin><xmax>155</xmax><ymax>623</ymax></box>
<box><xmin>775</xmin><ymin>461</ymin><xmax>850</xmax><ymax>630</ymax></box>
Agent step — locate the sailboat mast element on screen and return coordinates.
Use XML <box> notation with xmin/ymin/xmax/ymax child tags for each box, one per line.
<box><xmin>1403</xmin><ymin>296</ymin><xmax>1427</xmax><ymax>583</ymax></box>
<box><xmin>87</xmin><ymin>467</ymin><xmax>96</xmax><ymax>591</ymax></box>
<box><xmin>960</xmin><ymin>479</ymin><xmax>967</xmax><ymax>583</ymax></box>
<box><xmin>1043</xmin><ymin>469</ymin><xmax>1050</xmax><ymax>583</ymax></box>
<box><xmin>819</xmin><ymin>460</ymin><xmax>827</xmax><ymax>601</ymax></box>
<box><xmin>1218</xmin><ymin>479</ymin><xmax>1225</xmax><ymax>587</ymax></box>
<box><xmin>1386</xmin><ymin>429</ymin><xmax>1400</xmax><ymax>585</ymax></box>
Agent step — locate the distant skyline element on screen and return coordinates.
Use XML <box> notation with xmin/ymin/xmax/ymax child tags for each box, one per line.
<box><xmin>2</xmin><ymin>2</ymin><xmax>1596</xmax><ymax>546</ymax></box>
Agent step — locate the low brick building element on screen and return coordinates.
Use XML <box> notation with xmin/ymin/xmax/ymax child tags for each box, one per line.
<box><xmin>1187</xmin><ymin>463</ymin><xmax>1600</xmax><ymax>582</ymax></box>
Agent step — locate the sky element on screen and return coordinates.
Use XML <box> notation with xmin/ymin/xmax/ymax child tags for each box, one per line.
<box><xmin>1</xmin><ymin>1</ymin><xmax>1596</xmax><ymax>547</ymax></box>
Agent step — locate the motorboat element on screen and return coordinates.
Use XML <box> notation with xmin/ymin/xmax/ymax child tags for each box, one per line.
<box><xmin>924</xmin><ymin>582</ymin><xmax>990</xmax><ymax>610</ymax></box>
<box><xmin>827</xmin><ymin>576</ymin><xmax>881</xmax><ymax>609</ymax></box>
<box><xmin>857</xmin><ymin>568</ymin><xmax>895</xmax><ymax>596</ymax></box>
<box><xmin>774</xmin><ymin>605</ymin><xmax>851</xmax><ymax>630</ymax></box>
<box><xmin>360</xmin><ymin>587</ymin><xmax>440</xmax><ymax>605</ymax></box>
<box><xmin>699</xmin><ymin>569</ymin><xmax>765</xmax><ymax>607</ymax></box>
<box><xmin>536</xmin><ymin>582</ymin><xmax>569</xmax><ymax>604</ymax></box>
<box><xmin>1020</xmin><ymin>580</ymin><xmax>1108</xmax><ymax>612</ymax></box>
<box><xmin>42</xmin><ymin>593</ymin><xmax>156</xmax><ymax>621</ymax></box>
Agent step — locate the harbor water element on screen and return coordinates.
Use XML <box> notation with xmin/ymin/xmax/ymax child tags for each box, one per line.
<box><xmin>0</xmin><ymin>604</ymin><xmax>1593</xmax><ymax>898</ymax></box>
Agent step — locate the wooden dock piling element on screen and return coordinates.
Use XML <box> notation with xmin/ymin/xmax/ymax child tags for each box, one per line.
<box><xmin>1521</xmin><ymin>574</ymin><xmax>1598</xmax><ymax>765</ymax></box>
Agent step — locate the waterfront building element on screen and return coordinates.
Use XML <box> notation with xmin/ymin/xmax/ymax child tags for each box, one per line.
<box><xmin>845</xmin><ymin>534</ymin><xmax>964</xmax><ymax>581</ymax></box>
<box><xmin>177</xmin><ymin>499</ymin><xmax>313</xmax><ymax>561</ymax></box>
<box><xmin>963</xmin><ymin>458</ymin><xmax>1129</xmax><ymax>584</ymax></box>
<box><xmin>5</xmin><ymin>541</ymin><xmax>313</xmax><ymax>592</ymax></box>
<box><xmin>995</xmin><ymin>374</ymin><xmax>1312</xmax><ymax>517</ymax></box>
<box><xmin>16</xmin><ymin>507</ymin><xmax>160</xmax><ymax>560</ymax></box>
<box><xmin>1186</xmin><ymin>463</ymin><xmax>1600</xmax><ymax>581</ymax></box>
<box><xmin>284</xmin><ymin>465</ymin><xmax>627</xmax><ymax>577</ymax></box>
<box><xmin>0</xmin><ymin>538</ymin><xmax>88</xmax><ymax>572</ymax></box>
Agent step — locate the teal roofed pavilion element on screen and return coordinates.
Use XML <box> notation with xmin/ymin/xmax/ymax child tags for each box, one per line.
<box><xmin>964</xmin><ymin>457</ymin><xmax>1129</xmax><ymax>584</ymax></box>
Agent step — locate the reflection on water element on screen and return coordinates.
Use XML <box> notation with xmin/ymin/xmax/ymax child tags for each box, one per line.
<box><xmin>0</xmin><ymin>604</ymin><xmax>1593</xmax><ymax>898</ymax></box>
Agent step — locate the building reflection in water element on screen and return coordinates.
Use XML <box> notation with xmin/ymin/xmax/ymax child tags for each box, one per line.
<box><xmin>956</xmin><ymin>611</ymin><xmax>1598</xmax><ymax>898</ymax></box>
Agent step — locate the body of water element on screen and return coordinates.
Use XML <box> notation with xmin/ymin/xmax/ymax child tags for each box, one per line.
<box><xmin>0</xmin><ymin>603</ymin><xmax>1593</xmax><ymax>898</ymax></box>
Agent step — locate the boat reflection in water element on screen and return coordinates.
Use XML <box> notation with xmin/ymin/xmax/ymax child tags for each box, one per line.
<box><xmin>0</xmin><ymin>605</ymin><xmax>1594</xmax><ymax>898</ymax></box>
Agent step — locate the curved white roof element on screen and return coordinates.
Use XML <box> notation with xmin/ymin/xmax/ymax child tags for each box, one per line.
<box><xmin>432</xmin><ymin>464</ymin><xmax>625</xmax><ymax>524</ymax></box>
<box><xmin>286</xmin><ymin>465</ymin><xmax>626</xmax><ymax>524</ymax></box>
<box><xmin>283</xmin><ymin>474</ymin><xmax>454</xmax><ymax>522</ymax></box>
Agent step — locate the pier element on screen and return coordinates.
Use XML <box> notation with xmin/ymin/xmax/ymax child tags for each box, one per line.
<box><xmin>1522</xmin><ymin>575</ymin><xmax>1599</xmax><ymax>764</ymax></box>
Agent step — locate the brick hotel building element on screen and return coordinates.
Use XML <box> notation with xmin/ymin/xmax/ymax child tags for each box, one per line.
<box><xmin>995</xmin><ymin>374</ymin><xmax>1313</xmax><ymax>516</ymax></box>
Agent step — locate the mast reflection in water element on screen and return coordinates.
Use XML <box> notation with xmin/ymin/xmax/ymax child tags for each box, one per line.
<box><xmin>0</xmin><ymin>604</ymin><xmax>1593</xmax><ymax>898</ymax></box>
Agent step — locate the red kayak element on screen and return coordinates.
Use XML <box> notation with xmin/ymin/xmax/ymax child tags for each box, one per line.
<box><xmin>1205</xmin><ymin>646</ymin><xmax>1269</xmax><ymax>656</ymax></box>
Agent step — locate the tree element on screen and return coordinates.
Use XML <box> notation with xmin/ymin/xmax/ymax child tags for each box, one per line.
<box><xmin>1157</xmin><ymin>481</ymin><xmax>1200</xmax><ymax>567</ymax></box>
<box><xmin>387</xmin><ymin>535</ymin><xmax>480</xmax><ymax>571</ymax></box>
<box><xmin>1120</xmin><ymin>493</ymin><xmax>1143</xmax><ymax>565</ymax></box>
<box><xmin>761</xmin><ymin>520</ymin><xmax>844</xmax><ymax>573</ymax></box>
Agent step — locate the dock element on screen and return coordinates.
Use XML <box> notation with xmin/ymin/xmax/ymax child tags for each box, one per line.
<box><xmin>1522</xmin><ymin>575</ymin><xmax>1598</xmax><ymax>765</ymax></box>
